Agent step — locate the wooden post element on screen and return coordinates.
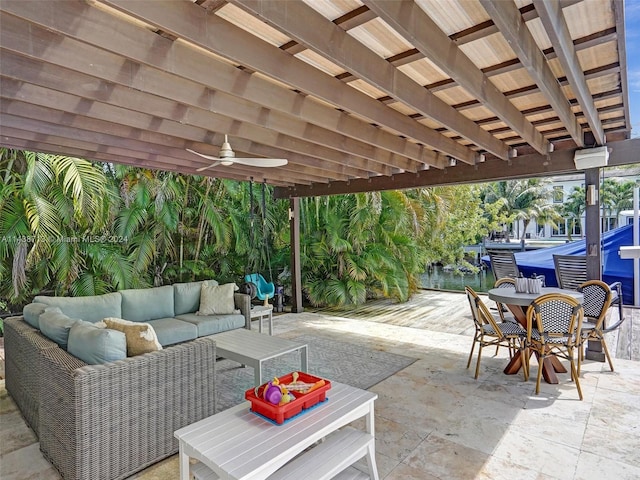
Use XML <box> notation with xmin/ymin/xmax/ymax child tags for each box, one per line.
<box><xmin>584</xmin><ymin>167</ymin><xmax>605</xmax><ymax>362</ymax></box>
<box><xmin>289</xmin><ymin>197</ymin><xmax>304</xmax><ymax>313</ymax></box>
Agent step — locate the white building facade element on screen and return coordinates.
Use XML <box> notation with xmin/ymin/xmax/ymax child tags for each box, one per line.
<box><xmin>512</xmin><ymin>166</ymin><xmax>639</xmax><ymax>242</ymax></box>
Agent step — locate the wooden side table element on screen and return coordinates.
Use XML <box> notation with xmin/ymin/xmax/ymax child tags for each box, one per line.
<box><xmin>250</xmin><ymin>305</ymin><xmax>273</xmax><ymax>335</ymax></box>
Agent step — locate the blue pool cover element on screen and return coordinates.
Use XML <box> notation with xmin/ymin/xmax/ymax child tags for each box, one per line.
<box><xmin>482</xmin><ymin>224</ymin><xmax>634</xmax><ymax>305</ymax></box>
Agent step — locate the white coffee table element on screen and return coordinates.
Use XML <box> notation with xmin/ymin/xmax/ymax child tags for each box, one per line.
<box><xmin>175</xmin><ymin>381</ymin><xmax>379</xmax><ymax>480</ymax></box>
<box><xmin>212</xmin><ymin>329</ymin><xmax>308</xmax><ymax>387</ymax></box>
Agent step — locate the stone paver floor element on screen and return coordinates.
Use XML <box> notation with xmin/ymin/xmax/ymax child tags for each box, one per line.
<box><xmin>1</xmin><ymin>291</ymin><xmax>639</xmax><ymax>479</ymax></box>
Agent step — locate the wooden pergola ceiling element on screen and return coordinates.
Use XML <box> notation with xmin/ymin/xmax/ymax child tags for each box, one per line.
<box><xmin>0</xmin><ymin>0</ymin><xmax>632</xmax><ymax>198</ymax></box>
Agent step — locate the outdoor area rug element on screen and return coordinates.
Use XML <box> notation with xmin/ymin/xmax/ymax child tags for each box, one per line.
<box><xmin>216</xmin><ymin>334</ymin><xmax>416</xmax><ymax>412</ymax></box>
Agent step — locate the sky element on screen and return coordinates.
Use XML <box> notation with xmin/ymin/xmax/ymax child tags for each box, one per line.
<box><xmin>626</xmin><ymin>0</ymin><xmax>640</xmax><ymax>138</ymax></box>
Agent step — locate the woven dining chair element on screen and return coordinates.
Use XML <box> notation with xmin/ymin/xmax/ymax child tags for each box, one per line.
<box><xmin>465</xmin><ymin>286</ymin><xmax>527</xmax><ymax>380</ymax></box>
<box><xmin>524</xmin><ymin>293</ymin><xmax>584</xmax><ymax>400</ymax></box>
<box><xmin>494</xmin><ymin>277</ymin><xmax>517</xmax><ymax>323</ymax></box>
<box><xmin>576</xmin><ymin>280</ymin><xmax>615</xmax><ymax>375</ymax></box>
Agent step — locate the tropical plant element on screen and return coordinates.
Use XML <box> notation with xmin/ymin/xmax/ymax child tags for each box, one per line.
<box><xmin>299</xmin><ymin>192</ymin><xmax>400</xmax><ymax>306</ymax></box>
<box><xmin>4</xmin><ymin>147</ymin><xmax>571</xmax><ymax>312</ymax></box>
<box><xmin>600</xmin><ymin>178</ymin><xmax>636</xmax><ymax>228</ymax></box>
<box><xmin>419</xmin><ymin>184</ymin><xmax>488</xmax><ymax>268</ymax></box>
<box><xmin>482</xmin><ymin>179</ymin><xmax>561</xmax><ymax>240</ymax></box>
<box><xmin>563</xmin><ymin>185</ymin><xmax>586</xmax><ymax>240</ymax></box>
<box><xmin>297</xmin><ymin>184</ymin><xmax>489</xmax><ymax>307</ymax></box>
<box><xmin>0</xmin><ymin>149</ymin><xmax>126</xmax><ymax>306</ymax></box>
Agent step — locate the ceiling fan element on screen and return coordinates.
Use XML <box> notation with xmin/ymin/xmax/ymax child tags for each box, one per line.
<box><xmin>187</xmin><ymin>135</ymin><xmax>288</xmax><ymax>172</ymax></box>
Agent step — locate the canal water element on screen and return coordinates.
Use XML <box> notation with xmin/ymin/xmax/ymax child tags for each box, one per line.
<box><xmin>419</xmin><ymin>266</ymin><xmax>495</xmax><ymax>293</ymax></box>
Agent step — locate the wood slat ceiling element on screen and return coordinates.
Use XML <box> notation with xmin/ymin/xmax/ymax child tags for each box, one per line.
<box><xmin>0</xmin><ymin>0</ymin><xmax>632</xmax><ymax>199</ymax></box>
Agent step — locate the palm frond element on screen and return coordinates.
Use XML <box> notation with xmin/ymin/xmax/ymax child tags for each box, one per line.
<box><xmin>115</xmin><ymin>206</ymin><xmax>147</xmax><ymax>238</ymax></box>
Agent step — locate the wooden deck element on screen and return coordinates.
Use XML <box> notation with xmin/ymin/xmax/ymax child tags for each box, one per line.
<box><xmin>308</xmin><ymin>289</ymin><xmax>478</xmax><ymax>336</ymax></box>
<box><xmin>308</xmin><ymin>289</ymin><xmax>640</xmax><ymax>361</ymax></box>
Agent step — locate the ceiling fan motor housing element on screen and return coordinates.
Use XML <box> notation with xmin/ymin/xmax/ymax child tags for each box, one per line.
<box><xmin>219</xmin><ymin>135</ymin><xmax>235</xmax><ymax>165</ymax></box>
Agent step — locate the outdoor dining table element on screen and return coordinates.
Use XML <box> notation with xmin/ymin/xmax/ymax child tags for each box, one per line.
<box><xmin>487</xmin><ymin>286</ymin><xmax>584</xmax><ymax>384</ymax></box>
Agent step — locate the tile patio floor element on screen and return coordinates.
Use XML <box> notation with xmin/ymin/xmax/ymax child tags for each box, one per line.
<box><xmin>1</xmin><ymin>290</ymin><xmax>639</xmax><ymax>479</ymax></box>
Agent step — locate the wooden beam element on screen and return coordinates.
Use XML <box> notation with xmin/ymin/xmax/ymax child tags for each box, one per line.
<box><xmin>337</xmin><ymin>2</ymin><xmax>595</xmax><ymax>96</ymax></box>
<box><xmin>0</xmin><ymin>93</ymin><xmax>346</xmax><ymax>183</ymax></box>
<box><xmin>101</xmin><ymin>0</ymin><xmax>476</xmax><ymax>164</ymax></box>
<box><xmin>364</xmin><ymin>0</ymin><xmax>548</xmax><ymax>155</ymax></box>
<box><xmin>451</xmin><ymin>0</ymin><xmax>582</xmax><ymax>46</ymax></box>
<box><xmin>0</xmin><ymin>16</ymin><xmax>389</xmax><ymax>179</ymax></box>
<box><xmin>480</xmin><ymin>0</ymin><xmax>584</xmax><ymax>147</ymax></box>
<box><xmin>0</xmin><ymin>6</ymin><xmax>414</xmax><ymax>175</ymax></box>
<box><xmin>533</xmin><ymin>0</ymin><xmax>605</xmax><ymax>145</ymax></box>
<box><xmin>612</xmin><ymin>0</ymin><xmax>632</xmax><ymax>139</ymax></box>
<box><xmin>0</xmin><ymin>64</ymin><xmax>368</xmax><ymax>182</ymax></box>
<box><xmin>2</xmin><ymin>135</ymin><xmax>296</xmax><ymax>185</ymax></box>
<box><xmin>0</xmin><ymin>122</ymin><xmax>287</xmax><ymax>183</ymax></box>
<box><xmin>452</xmin><ymin>62</ymin><xmax>621</xmax><ymax>115</ymax></box>
<box><xmin>333</xmin><ymin>5</ymin><xmax>377</xmax><ymax>31</ymax></box>
<box><xmin>228</xmin><ymin>0</ymin><xmax>508</xmax><ymax>161</ymax></box>
<box><xmin>0</xmin><ymin>113</ymin><xmax>327</xmax><ymax>184</ymax></box>
<box><xmin>274</xmin><ymin>137</ymin><xmax>640</xmax><ymax>198</ymax></box>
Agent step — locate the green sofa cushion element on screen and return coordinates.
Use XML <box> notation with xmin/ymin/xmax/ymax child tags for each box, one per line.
<box><xmin>39</xmin><ymin>307</ymin><xmax>79</xmax><ymax>349</ymax></box>
<box><xmin>23</xmin><ymin>302</ymin><xmax>48</xmax><ymax>329</ymax></box>
<box><xmin>147</xmin><ymin>317</ymin><xmax>197</xmax><ymax>346</ymax></box>
<box><xmin>175</xmin><ymin>313</ymin><xmax>245</xmax><ymax>336</ymax></box>
<box><xmin>67</xmin><ymin>320</ymin><xmax>127</xmax><ymax>364</ymax></box>
<box><xmin>174</xmin><ymin>281</ymin><xmax>203</xmax><ymax>315</ymax></box>
<box><xmin>120</xmin><ymin>285</ymin><xmax>174</xmax><ymax>322</ymax></box>
<box><xmin>34</xmin><ymin>292</ymin><xmax>122</xmax><ymax>323</ymax></box>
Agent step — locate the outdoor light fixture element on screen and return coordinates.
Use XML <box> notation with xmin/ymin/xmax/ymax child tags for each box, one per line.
<box><xmin>586</xmin><ymin>184</ymin><xmax>598</xmax><ymax>205</ymax></box>
<box><xmin>449</xmin><ymin>157</ymin><xmax>457</xmax><ymax>167</ymax></box>
<box><xmin>574</xmin><ymin>146</ymin><xmax>609</xmax><ymax>169</ymax></box>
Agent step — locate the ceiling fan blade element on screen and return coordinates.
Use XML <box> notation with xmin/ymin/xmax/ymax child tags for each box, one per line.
<box><xmin>186</xmin><ymin>148</ymin><xmax>220</xmax><ymax>161</ymax></box>
<box><xmin>231</xmin><ymin>157</ymin><xmax>288</xmax><ymax>167</ymax></box>
<box><xmin>196</xmin><ymin>161</ymin><xmax>222</xmax><ymax>172</ymax></box>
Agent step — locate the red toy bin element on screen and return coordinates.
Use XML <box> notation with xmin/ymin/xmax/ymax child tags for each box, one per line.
<box><xmin>245</xmin><ymin>372</ymin><xmax>331</xmax><ymax>424</ymax></box>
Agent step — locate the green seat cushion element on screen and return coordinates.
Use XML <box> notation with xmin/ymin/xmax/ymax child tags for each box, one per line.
<box><xmin>120</xmin><ymin>285</ymin><xmax>175</xmax><ymax>322</ymax></box>
<box><xmin>67</xmin><ymin>320</ymin><xmax>127</xmax><ymax>364</ymax></box>
<box><xmin>175</xmin><ymin>313</ymin><xmax>245</xmax><ymax>336</ymax></box>
<box><xmin>23</xmin><ymin>302</ymin><xmax>49</xmax><ymax>329</ymax></box>
<box><xmin>38</xmin><ymin>307</ymin><xmax>79</xmax><ymax>349</ymax></box>
<box><xmin>147</xmin><ymin>318</ymin><xmax>197</xmax><ymax>346</ymax></box>
<box><xmin>34</xmin><ymin>292</ymin><xmax>122</xmax><ymax>323</ymax></box>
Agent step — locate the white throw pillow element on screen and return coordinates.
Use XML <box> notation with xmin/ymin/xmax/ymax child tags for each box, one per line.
<box><xmin>198</xmin><ymin>282</ymin><xmax>239</xmax><ymax>315</ymax></box>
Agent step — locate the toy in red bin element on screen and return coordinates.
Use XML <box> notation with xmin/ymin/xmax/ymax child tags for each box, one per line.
<box><xmin>247</xmin><ymin>372</ymin><xmax>331</xmax><ymax>424</ymax></box>
<box><xmin>264</xmin><ymin>380</ymin><xmax>282</xmax><ymax>405</ymax></box>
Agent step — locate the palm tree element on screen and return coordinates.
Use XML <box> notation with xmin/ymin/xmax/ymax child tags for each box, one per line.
<box><xmin>482</xmin><ymin>179</ymin><xmax>559</xmax><ymax>240</ymax></box>
<box><xmin>297</xmin><ymin>184</ymin><xmax>490</xmax><ymax>307</ymax></box>
<box><xmin>0</xmin><ymin>149</ymin><xmax>125</xmax><ymax>304</ymax></box>
<box><xmin>300</xmin><ymin>191</ymin><xmax>421</xmax><ymax>306</ymax></box>
<box><xmin>600</xmin><ymin>178</ymin><xmax>636</xmax><ymax>229</ymax></box>
<box><xmin>563</xmin><ymin>186</ymin><xmax>586</xmax><ymax>240</ymax></box>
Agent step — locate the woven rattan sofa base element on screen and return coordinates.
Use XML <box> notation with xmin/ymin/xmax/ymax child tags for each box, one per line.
<box><xmin>5</xmin><ymin>316</ymin><xmax>218</xmax><ymax>480</ymax></box>
<box><xmin>4</xmin><ymin>317</ymin><xmax>59</xmax><ymax>436</ymax></box>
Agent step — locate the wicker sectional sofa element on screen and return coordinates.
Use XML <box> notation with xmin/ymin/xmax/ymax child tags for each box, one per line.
<box><xmin>4</xmin><ymin>281</ymin><xmax>252</xmax><ymax>480</ymax></box>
